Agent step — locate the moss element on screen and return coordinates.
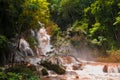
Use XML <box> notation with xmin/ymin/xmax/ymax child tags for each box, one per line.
<box><xmin>40</xmin><ymin>60</ymin><xmax>65</xmax><ymax>75</ymax></box>
<box><xmin>41</xmin><ymin>68</ymin><xmax>48</xmax><ymax>76</ymax></box>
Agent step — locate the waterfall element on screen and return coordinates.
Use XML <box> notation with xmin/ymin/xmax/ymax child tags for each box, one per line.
<box><xmin>19</xmin><ymin>37</ymin><xmax>34</xmax><ymax>56</ymax></box>
<box><xmin>11</xmin><ymin>22</ymin><xmax>53</xmax><ymax>65</ymax></box>
<box><xmin>7</xmin><ymin>21</ymin><xmax>120</xmax><ymax>80</ymax></box>
<box><xmin>107</xmin><ymin>65</ymin><xmax>120</xmax><ymax>73</ymax></box>
<box><xmin>37</xmin><ymin>27</ymin><xmax>53</xmax><ymax>56</ymax></box>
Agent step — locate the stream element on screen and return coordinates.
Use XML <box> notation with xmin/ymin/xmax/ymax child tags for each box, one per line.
<box><xmin>25</xmin><ymin>55</ymin><xmax>120</xmax><ymax>80</ymax></box>
<box><xmin>40</xmin><ymin>56</ymin><xmax>120</xmax><ymax>80</ymax></box>
<box><xmin>14</xmin><ymin>26</ymin><xmax>120</xmax><ymax>80</ymax></box>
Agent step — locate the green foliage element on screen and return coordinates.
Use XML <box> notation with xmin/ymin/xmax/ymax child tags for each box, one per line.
<box><xmin>0</xmin><ymin>35</ymin><xmax>9</xmax><ymax>66</ymax></box>
<box><xmin>0</xmin><ymin>0</ymin><xmax>22</xmax><ymax>38</ymax></box>
<box><xmin>0</xmin><ymin>0</ymin><xmax>50</xmax><ymax>38</ymax></box>
<box><xmin>87</xmin><ymin>0</ymin><xmax>120</xmax><ymax>50</ymax></box>
<box><xmin>70</xmin><ymin>20</ymin><xmax>88</xmax><ymax>34</ymax></box>
<box><xmin>2</xmin><ymin>65</ymin><xmax>40</xmax><ymax>80</ymax></box>
<box><xmin>0</xmin><ymin>71</ymin><xmax>39</xmax><ymax>80</ymax></box>
<box><xmin>0</xmin><ymin>35</ymin><xmax>8</xmax><ymax>49</ymax></box>
<box><xmin>48</xmin><ymin>0</ymin><xmax>120</xmax><ymax>51</ymax></box>
<box><xmin>113</xmin><ymin>16</ymin><xmax>120</xmax><ymax>25</ymax></box>
<box><xmin>52</xmin><ymin>30</ymin><xmax>72</xmax><ymax>56</ymax></box>
<box><xmin>48</xmin><ymin>0</ymin><xmax>94</xmax><ymax>30</ymax></box>
<box><xmin>0</xmin><ymin>0</ymin><xmax>51</xmax><ymax>65</ymax></box>
<box><xmin>1</xmin><ymin>0</ymin><xmax>120</xmax><ymax>62</ymax></box>
<box><xmin>90</xmin><ymin>22</ymin><xmax>100</xmax><ymax>34</ymax></box>
<box><xmin>7</xmin><ymin>72</ymin><xmax>22</xmax><ymax>80</ymax></box>
<box><xmin>46</xmin><ymin>21</ymin><xmax>60</xmax><ymax>36</ymax></box>
<box><xmin>27</xmin><ymin>36</ymin><xmax>38</xmax><ymax>50</ymax></box>
<box><xmin>113</xmin><ymin>3</ymin><xmax>120</xmax><ymax>26</ymax></box>
<box><xmin>0</xmin><ymin>70</ymin><xmax>7</xmax><ymax>80</ymax></box>
<box><xmin>19</xmin><ymin>0</ymin><xmax>50</xmax><ymax>30</ymax></box>
<box><xmin>91</xmin><ymin>36</ymin><xmax>107</xmax><ymax>46</ymax></box>
<box><xmin>74</xmin><ymin>0</ymin><xmax>120</xmax><ymax>50</ymax></box>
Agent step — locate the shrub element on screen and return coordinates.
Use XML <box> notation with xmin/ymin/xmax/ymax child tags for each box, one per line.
<box><xmin>0</xmin><ymin>64</ymin><xmax>40</xmax><ymax>80</ymax></box>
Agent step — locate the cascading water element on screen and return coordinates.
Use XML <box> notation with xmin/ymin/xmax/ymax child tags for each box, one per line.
<box><xmin>36</xmin><ymin>25</ymin><xmax>120</xmax><ymax>79</ymax></box>
<box><xmin>19</xmin><ymin>37</ymin><xmax>34</xmax><ymax>56</ymax></box>
<box><xmin>40</xmin><ymin>55</ymin><xmax>120</xmax><ymax>80</ymax></box>
<box><xmin>13</xmin><ymin>21</ymin><xmax>54</xmax><ymax>66</ymax></box>
<box><xmin>37</xmin><ymin>22</ymin><xmax>53</xmax><ymax>56</ymax></box>
<box><xmin>11</xmin><ymin>22</ymin><xmax>120</xmax><ymax>80</ymax></box>
<box><xmin>37</xmin><ymin>27</ymin><xmax>53</xmax><ymax>56</ymax></box>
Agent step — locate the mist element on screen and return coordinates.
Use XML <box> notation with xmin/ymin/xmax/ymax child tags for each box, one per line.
<box><xmin>69</xmin><ymin>45</ymin><xmax>99</xmax><ymax>61</ymax></box>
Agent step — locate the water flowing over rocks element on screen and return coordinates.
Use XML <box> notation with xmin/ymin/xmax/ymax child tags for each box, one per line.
<box><xmin>37</xmin><ymin>27</ymin><xmax>53</xmax><ymax>56</ymax></box>
<box><xmin>19</xmin><ymin>37</ymin><xmax>34</xmax><ymax>56</ymax></box>
<box><xmin>7</xmin><ymin>26</ymin><xmax>120</xmax><ymax>80</ymax></box>
<box><xmin>40</xmin><ymin>56</ymin><xmax>120</xmax><ymax>80</ymax></box>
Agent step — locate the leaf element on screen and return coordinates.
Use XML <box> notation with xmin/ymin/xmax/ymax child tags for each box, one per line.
<box><xmin>89</xmin><ymin>22</ymin><xmax>100</xmax><ymax>35</ymax></box>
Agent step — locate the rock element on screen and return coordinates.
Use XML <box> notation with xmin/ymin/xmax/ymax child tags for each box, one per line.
<box><xmin>72</xmin><ymin>64</ymin><xmax>82</xmax><ymax>70</ymax></box>
<box><xmin>40</xmin><ymin>60</ymin><xmax>65</xmax><ymax>75</ymax></box>
<box><xmin>76</xmin><ymin>75</ymin><xmax>79</xmax><ymax>79</ymax></box>
<box><xmin>103</xmin><ymin>65</ymin><xmax>108</xmax><ymax>72</ymax></box>
<box><xmin>41</xmin><ymin>68</ymin><xmax>49</xmax><ymax>76</ymax></box>
<box><xmin>61</xmin><ymin>56</ymin><xmax>77</xmax><ymax>64</ymax></box>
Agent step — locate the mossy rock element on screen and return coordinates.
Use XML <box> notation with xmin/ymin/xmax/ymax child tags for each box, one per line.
<box><xmin>41</xmin><ymin>68</ymin><xmax>48</xmax><ymax>76</ymax></box>
<box><xmin>40</xmin><ymin>60</ymin><xmax>65</xmax><ymax>75</ymax></box>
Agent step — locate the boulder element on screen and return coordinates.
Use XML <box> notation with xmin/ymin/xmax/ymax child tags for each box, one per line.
<box><xmin>41</xmin><ymin>68</ymin><xmax>49</xmax><ymax>76</ymax></box>
<box><xmin>72</xmin><ymin>63</ymin><xmax>82</xmax><ymax>70</ymax></box>
<box><xmin>103</xmin><ymin>65</ymin><xmax>108</xmax><ymax>72</ymax></box>
<box><xmin>40</xmin><ymin>60</ymin><xmax>65</xmax><ymax>75</ymax></box>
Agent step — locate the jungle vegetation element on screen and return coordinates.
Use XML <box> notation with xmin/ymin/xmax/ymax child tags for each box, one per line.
<box><xmin>0</xmin><ymin>0</ymin><xmax>120</xmax><ymax>64</ymax></box>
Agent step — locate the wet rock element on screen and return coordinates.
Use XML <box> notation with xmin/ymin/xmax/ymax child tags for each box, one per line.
<box><xmin>41</xmin><ymin>68</ymin><xmax>49</xmax><ymax>76</ymax></box>
<box><xmin>40</xmin><ymin>60</ymin><xmax>65</xmax><ymax>75</ymax></box>
<box><xmin>72</xmin><ymin>63</ymin><xmax>82</xmax><ymax>70</ymax></box>
<box><xmin>103</xmin><ymin>65</ymin><xmax>108</xmax><ymax>72</ymax></box>
<box><xmin>61</xmin><ymin>56</ymin><xmax>77</xmax><ymax>64</ymax></box>
<box><xmin>76</xmin><ymin>75</ymin><xmax>79</xmax><ymax>79</ymax></box>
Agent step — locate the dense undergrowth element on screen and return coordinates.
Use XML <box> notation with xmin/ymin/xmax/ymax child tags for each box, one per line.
<box><xmin>0</xmin><ymin>64</ymin><xmax>40</xmax><ymax>80</ymax></box>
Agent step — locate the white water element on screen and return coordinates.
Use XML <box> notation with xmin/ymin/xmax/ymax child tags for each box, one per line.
<box><xmin>41</xmin><ymin>56</ymin><xmax>120</xmax><ymax>80</ymax></box>
<box><xmin>15</xmin><ymin>23</ymin><xmax>53</xmax><ymax>65</ymax></box>
<box><xmin>17</xmin><ymin>24</ymin><xmax>120</xmax><ymax>80</ymax></box>
<box><xmin>37</xmin><ymin>27</ymin><xmax>53</xmax><ymax>56</ymax></box>
<box><xmin>19</xmin><ymin>38</ymin><xmax>34</xmax><ymax>56</ymax></box>
<box><xmin>63</xmin><ymin>59</ymin><xmax>120</xmax><ymax>80</ymax></box>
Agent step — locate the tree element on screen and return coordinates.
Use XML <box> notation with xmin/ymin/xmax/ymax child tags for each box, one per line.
<box><xmin>83</xmin><ymin>0</ymin><xmax>120</xmax><ymax>50</ymax></box>
<box><xmin>48</xmin><ymin>0</ymin><xmax>95</xmax><ymax>30</ymax></box>
<box><xmin>18</xmin><ymin>0</ymin><xmax>50</xmax><ymax>36</ymax></box>
<box><xmin>0</xmin><ymin>0</ymin><xmax>50</xmax><ymax>38</ymax></box>
<box><xmin>0</xmin><ymin>0</ymin><xmax>50</xmax><ymax>65</ymax></box>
